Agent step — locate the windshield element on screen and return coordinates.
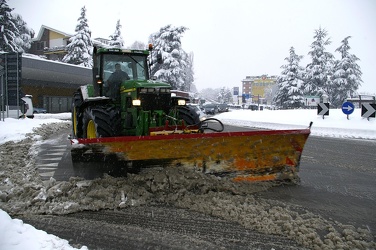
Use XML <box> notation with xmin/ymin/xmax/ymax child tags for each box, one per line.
<box><xmin>102</xmin><ymin>54</ymin><xmax>148</xmax><ymax>83</ymax></box>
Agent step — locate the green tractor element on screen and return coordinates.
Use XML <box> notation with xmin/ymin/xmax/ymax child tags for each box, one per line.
<box><xmin>71</xmin><ymin>45</ymin><xmax>201</xmax><ymax>140</ymax></box>
<box><xmin>70</xmin><ymin>45</ymin><xmax>311</xmax><ymax>183</ymax></box>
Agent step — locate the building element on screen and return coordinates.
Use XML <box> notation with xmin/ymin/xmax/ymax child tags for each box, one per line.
<box><xmin>93</xmin><ymin>37</ymin><xmax>111</xmax><ymax>46</ymax></box>
<box><xmin>29</xmin><ymin>25</ymin><xmax>109</xmax><ymax>61</ymax></box>
<box><xmin>28</xmin><ymin>25</ymin><xmax>72</xmax><ymax>61</ymax></box>
<box><xmin>6</xmin><ymin>26</ymin><xmax>110</xmax><ymax>113</ymax></box>
<box><xmin>241</xmin><ymin>75</ymin><xmax>277</xmax><ymax>105</ymax></box>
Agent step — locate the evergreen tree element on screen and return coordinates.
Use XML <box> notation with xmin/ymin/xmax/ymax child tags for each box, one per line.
<box><xmin>199</xmin><ymin>88</ymin><xmax>220</xmax><ymax>102</ymax></box>
<box><xmin>0</xmin><ymin>0</ymin><xmax>21</xmax><ymax>52</ymax></box>
<box><xmin>217</xmin><ymin>87</ymin><xmax>232</xmax><ymax>103</ymax></box>
<box><xmin>149</xmin><ymin>25</ymin><xmax>189</xmax><ymax>90</ymax></box>
<box><xmin>190</xmin><ymin>83</ymin><xmax>198</xmax><ymax>94</ymax></box>
<box><xmin>128</xmin><ymin>41</ymin><xmax>146</xmax><ymax>50</ymax></box>
<box><xmin>12</xmin><ymin>13</ymin><xmax>34</xmax><ymax>52</ymax></box>
<box><xmin>331</xmin><ymin>36</ymin><xmax>362</xmax><ymax>107</ymax></box>
<box><xmin>274</xmin><ymin>47</ymin><xmax>305</xmax><ymax>108</ymax></box>
<box><xmin>62</xmin><ymin>6</ymin><xmax>93</xmax><ymax>67</ymax></box>
<box><xmin>109</xmin><ymin>20</ymin><xmax>124</xmax><ymax>48</ymax></box>
<box><xmin>305</xmin><ymin>27</ymin><xmax>335</xmax><ymax>101</ymax></box>
<box><xmin>182</xmin><ymin>51</ymin><xmax>194</xmax><ymax>92</ymax></box>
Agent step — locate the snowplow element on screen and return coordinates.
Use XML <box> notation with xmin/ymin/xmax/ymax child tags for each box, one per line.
<box><xmin>70</xmin><ymin>45</ymin><xmax>311</xmax><ymax>182</ymax></box>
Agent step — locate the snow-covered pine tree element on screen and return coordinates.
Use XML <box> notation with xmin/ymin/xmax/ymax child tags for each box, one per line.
<box><xmin>149</xmin><ymin>25</ymin><xmax>189</xmax><ymax>90</ymax></box>
<box><xmin>331</xmin><ymin>36</ymin><xmax>362</xmax><ymax>107</ymax></box>
<box><xmin>199</xmin><ymin>88</ymin><xmax>220</xmax><ymax>102</ymax></box>
<box><xmin>62</xmin><ymin>6</ymin><xmax>93</xmax><ymax>67</ymax></box>
<box><xmin>0</xmin><ymin>0</ymin><xmax>22</xmax><ymax>52</ymax></box>
<box><xmin>224</xmin><ymin>88</ymin><xmax>233</xmax><ymax>104</ymax></box>
<box><xmin>11</xmin><ymin>13</ymin><xmax>34</xmax><ymax>53</ymax></box>
<box><xmin>217</xmin><ymin>87</ymin><xmax>232</xmax><ymax>103</ymax></box>
<box><xmin>181</xmin><ymin>51</ymin><xmax>194</xmax><ymax>92</ymax></box>
<box><xmin>128</xmin><ymin>41</ymin><xmax>146</xmax><ymax>50</ymax></box>
<box><xmin>217</xmin><ymin>87</ymin><xmax>226</xmax><ymax>103</ymax></box>
<box><xmin>109</xmin><ymin>20</ymin><xmax>124</xmax><ymax>48</ymax></box>
<box><xmin>305</xmin><ymin>27</ymin><xmax>335</xmax><ymax>101</ymax></box>
<box><xmin>274</xmin><ymin>47</ymin><xmax>305</xmax><ymax>108</ymax></box>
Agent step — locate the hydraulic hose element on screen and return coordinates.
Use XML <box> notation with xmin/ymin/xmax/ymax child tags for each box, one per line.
<box><xmin>187</xmin><ymin>117</ymin><xmax>224</xmax><ymax>132</ymax></box>
<box><xmin>165</xmin><ymin>114</ymin><xmax>225</xmax><ymax>132</ymax></box>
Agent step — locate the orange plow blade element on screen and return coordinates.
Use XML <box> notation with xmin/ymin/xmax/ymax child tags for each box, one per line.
<box><xmin>71</xmin><ymin>128</ymin><xmax>311</xmax><ymax>182</ymax></box>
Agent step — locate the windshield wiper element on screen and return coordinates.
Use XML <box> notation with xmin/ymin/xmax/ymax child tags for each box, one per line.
<box><xmin>129</xmin><ymin>56</ymin><xmax>144</xmax><ymax>70</ymax></box>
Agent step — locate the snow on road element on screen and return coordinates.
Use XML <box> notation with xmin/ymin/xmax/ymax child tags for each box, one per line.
<box><xmin>0</xmin><ymin>109</ymin><xmax>375</xmax><ymax>249</ymax></box>
<box><xmin>215</xmin><ymin>108</ymin><xmax>376</xmax><ymax>140</ymax></box>
<box><xmin>0</xmin><ymin>209</ymin><xmax>88</xmax><ymax>250</ymax></box>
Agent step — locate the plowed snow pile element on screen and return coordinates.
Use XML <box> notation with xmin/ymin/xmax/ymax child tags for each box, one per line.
<box><xmin>0</xmin><ymin>122</ymin><xmax>375</xmax><ymax>249</ymax></box>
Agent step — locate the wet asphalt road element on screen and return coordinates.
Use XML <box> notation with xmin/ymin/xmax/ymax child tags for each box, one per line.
<box><xmin>257</xmin><ymin>136</ymin><xmax>376</xmax><ymax>231</ymax></box>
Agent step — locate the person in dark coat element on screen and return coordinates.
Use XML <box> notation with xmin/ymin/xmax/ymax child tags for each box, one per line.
<box><xmin>107</xmin><ymin>63</ymin><xmax>130</xmax><ymax>99</ymax></box>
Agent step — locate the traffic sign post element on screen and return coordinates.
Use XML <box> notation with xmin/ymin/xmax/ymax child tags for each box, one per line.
<box><xmin>341</xmin><ymin>101</ymin><xmax>355</xmax><ymax>120</ymax></box>
<box><xmin>317</xmin><ymin>103</ymin><xmax>329</xmax><ymax>119</ymax></box>
<box><xmin>361</xmin><ymin>103</ymin><xmax>376</xmax><ymax>121</ymax></box>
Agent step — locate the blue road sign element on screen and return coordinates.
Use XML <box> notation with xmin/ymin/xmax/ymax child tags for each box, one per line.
<box><xmin>342</xmin><ymin>101</ymin><xmax>355</xmax><ymax>115</ymax></box>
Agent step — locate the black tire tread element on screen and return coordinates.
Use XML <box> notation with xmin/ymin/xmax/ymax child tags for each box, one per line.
<box><xmin>82</xmin><ymin>105</ymin><xmax>121</xmax><ymax>138</ymax></box>
<box><xmin>72</xmin><ymin>90</ymin><xmax>84</xmax><ymax>138</ymax></box>
<box><xmin>177</xmin><ymin>106</ymin><xmax>200</xmax><ymax>125</ymax></box>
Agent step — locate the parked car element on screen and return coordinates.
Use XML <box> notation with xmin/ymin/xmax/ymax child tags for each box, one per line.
<box><xmin>228</xmin><ymin>104</ymin><xmax>242</xmax><ymax>110</ymax></box>
<box><xmin>33</xmin><ymin>107</ymin><xmax>47</xmax><ymax>113</ymax></box>
<box><xmin>203</xmin><ymin>104</ymin><xmax>218</xmax><ymax>115</ymax></box>
<box><xmin>218</xmin><ymin>103</ymin><xmax>229</xmax><ymax>112</ymax></box>
<box><xmin>248</xmin><ymin>104</ymin><xmax>259</xmax><ymax>111</ymax></box>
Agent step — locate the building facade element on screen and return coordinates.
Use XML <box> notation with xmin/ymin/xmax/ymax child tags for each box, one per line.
<box><xmin>28</xmin><ymin>25</ymin><xmax>109</xmax><ymax>61</ymax></box>
<box><xmin>241</xmin><ymin>75</ymin><xmax>277</xmax><ymax>105</ymax></box>
<box><xmin>28</xmin><ymin>25</ymin><xmax>72</xmax><ymax>61</ymax></box>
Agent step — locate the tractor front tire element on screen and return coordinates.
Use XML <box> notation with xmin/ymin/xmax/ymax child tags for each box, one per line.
<box><xmin>82</xmin><ymin>105</ymin><xmax>121</xmax><ymax>138</ymax></box>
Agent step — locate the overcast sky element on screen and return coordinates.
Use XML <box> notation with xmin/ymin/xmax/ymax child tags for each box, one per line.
<box><xmin>10</xmin><ymin>0</ymin><xmax>376</xmax><ymax>94</ymax></box>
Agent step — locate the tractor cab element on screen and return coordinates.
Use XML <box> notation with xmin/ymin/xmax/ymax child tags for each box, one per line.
<box><xmin>92</xmin><ymin>47</ymin><xmax>150</xmax><ymax>98</ymax></box>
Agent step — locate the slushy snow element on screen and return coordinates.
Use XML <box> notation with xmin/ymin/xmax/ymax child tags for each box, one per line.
<box><xmin>0</xmin><ymin>108</ymin><xmax>375</xmax><ymax>250</ymax></box>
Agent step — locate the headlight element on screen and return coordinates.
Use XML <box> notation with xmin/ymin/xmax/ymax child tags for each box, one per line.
<box><xmin>177</xmin><ymin>99</ymin><xmax>186</xmax><ymax>106</ymax></box>
<box><xmin>132</xmin><ymin>99</ymin><xmax>141</xmax><ymax>106</ymax></box>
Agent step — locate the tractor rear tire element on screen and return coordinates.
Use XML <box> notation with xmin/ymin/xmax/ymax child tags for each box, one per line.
<box><xmin>177</xmin><ymin>106</ymin><xmax>200</xmax><ymax>125</ymax></box>
<box><xmin>82</xmin><ymin>105</ymin><xmax>121</xmax><ymax>138</ymax></box>
<box><xmin>72</xmin><ymin>91</ymin><xmax>84</xmax><ymax>138</ymax></box>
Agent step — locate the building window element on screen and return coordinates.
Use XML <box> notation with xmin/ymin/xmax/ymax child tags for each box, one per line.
<box><xmin>36</xmin><ymin>41</ymin><xmax>46</xmax><ymax>51</ymax></box>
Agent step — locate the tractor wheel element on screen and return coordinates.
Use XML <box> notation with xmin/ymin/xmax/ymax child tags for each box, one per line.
<box><xmin>177</xmin><ymin>106</ymin><xmax>200</xmax><ymax>125</ymax></box>
<box><xmin>71</xmin><ymin>91</ymin><xmax>84</xmax><ymax>138</ymax></box>
<box><xmin>82</xmin><ymin>105</ymin><xmax>121</xmax><ymax>138</ymax></box>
